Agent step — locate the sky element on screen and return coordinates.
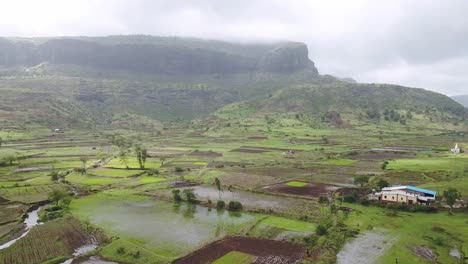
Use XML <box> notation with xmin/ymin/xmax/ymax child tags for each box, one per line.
<box><xmin>0</xmin><ymin>0</ymin><xmax>467</xmax><ymax>96</ymax></box>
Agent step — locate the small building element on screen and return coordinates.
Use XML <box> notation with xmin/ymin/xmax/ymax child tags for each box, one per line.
<box><xmin>451</xmin><ymin>143</ymin><xmax>460</xmax><ymax>154</ymax></box>
<box><xmin>369</xmin><ymin>185</ymin><xmax>436</xmax><ymax>205</ymax></box>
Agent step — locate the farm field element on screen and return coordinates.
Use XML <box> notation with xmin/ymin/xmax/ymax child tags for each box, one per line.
<box><xmin>0</xmin><ymin>119</ymin><xmax>467</xmax><ymax>264</ymax></box>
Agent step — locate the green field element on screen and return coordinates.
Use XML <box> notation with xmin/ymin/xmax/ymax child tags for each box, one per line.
<box><xmin>212</xmin><ymin>251</ymin><xmax>257</xmax><ymax>264</ymax></box>
<box><xmin>285</xmin><ymin>181</ymin><xmax>308</xmax><ymax>187</ymax></box>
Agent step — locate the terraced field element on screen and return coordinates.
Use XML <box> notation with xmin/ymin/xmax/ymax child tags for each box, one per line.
<box><xmin>0</xmin><ymin>121</ymin><xmax>466</xmax><ymax>264</ymax></box>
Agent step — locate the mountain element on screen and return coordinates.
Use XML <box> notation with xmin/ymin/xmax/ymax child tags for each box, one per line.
<box><xmin>451</xmin><ymin>95</ymin><xmax>468</xmax><ymax>108</ymax></box>
<box><xmin>0</xmin><ymin>35</ymin><xmax>465</xmax><ymax>129</ymax></box>
<box><xmin>0</xmin><ymin>36</ymin><xmax>317</xmax><ymax>75</ymax></box>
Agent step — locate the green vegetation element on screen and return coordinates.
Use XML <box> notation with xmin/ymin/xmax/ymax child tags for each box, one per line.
<box><xmin>212</xmin><ymin>251</ymin><xmax>257</xmax><ymax>264</ymax></box>
<box><xmin>0</xmin><ymin>36</ymin><xmax>466</xmax><ymax>264</ymax></box>
<box><xmin>286</xmin><ymin>181</ymin><xmax>308</xmax><ymax>187</ymax></box>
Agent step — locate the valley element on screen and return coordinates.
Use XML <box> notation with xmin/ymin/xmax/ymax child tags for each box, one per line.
<box><xmin>0</xmin><ymin>36</ymin><xmax>467</xmax><ymax>264</ymax></box>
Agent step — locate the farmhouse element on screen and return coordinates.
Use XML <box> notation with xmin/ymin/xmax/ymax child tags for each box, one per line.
<box><xmin>369</xmin><ymin>185</ymin><xmax>436</xmax><ymax>205</ymax></box>
<box><xmin>451</xmin><ymin>143</ymin><xmax>460</xmax><ymax>154</ymax></box>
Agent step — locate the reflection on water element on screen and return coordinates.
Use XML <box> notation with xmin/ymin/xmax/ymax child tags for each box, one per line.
<box><xmin>74</xmin><ymin>199</ymin><xmax>254</xmax><ymax>256</ymax></box>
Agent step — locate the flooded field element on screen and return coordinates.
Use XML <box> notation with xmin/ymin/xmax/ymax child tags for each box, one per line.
<box><xmin>337</xmin><ymin>228</ymin><xmax>397</xmax><ymax>264</ymax></box>
<box><xmin>70</xmin><ymin>193</ymin><xmax>259</xmax><ymax>257</ymax></box>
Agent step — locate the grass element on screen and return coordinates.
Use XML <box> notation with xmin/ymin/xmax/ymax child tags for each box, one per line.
<box><xmin>285</xmin><ymin>181</ymin><xmax>308</xmax><ymax>187</ymax></box>
<box><xmin>88</xmin><ymin>168</ymin><xmax>145</xmax><ymax>178</ymax></box>
<box><xmin>212</xmin><ymin>251</ymin><xmax>257</xmax><ymax>264</ymax></box>
<box><xmin>344</xmin><ymin>203</ymin><xmax>468</xmax><ymax>264</ymax></box>
<box><xmin>318</xmin><ymin>159</ymin><xmax>356</xmax><ymax>166</ymax></box>
<box><xmin>387</xmin><ymin>155</ymin><xmax>468</xmax><ymax>172</ymax></box>
<box><xmin>261</xmin><ymin>215</ymin><xmax>316</xmax><ymax>232</ymax></box>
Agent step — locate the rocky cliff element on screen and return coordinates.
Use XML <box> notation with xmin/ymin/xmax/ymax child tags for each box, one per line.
<box><xmin>0</xmin><ymin>36</ymin><xmax>317</xmax><ymax>75</ymax></box>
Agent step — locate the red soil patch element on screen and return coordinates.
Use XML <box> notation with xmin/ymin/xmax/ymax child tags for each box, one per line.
<box><xmin>173</xmin><ymin>236</ymin><xmax>305</xmax><ymax>264</ymax></box>
<box><xmin>262</xmin><ymin>182</ymin><xmax>340</xmax><ymax>198</ymax></box>
<box><xmin>189</xmin><ymin>151</ymin><xmax>223</xmax><ymax>157</ymax></box>
<box><xmin>325</xmin><ymin>111</ymin><xmax>352</xmax><ymax>129</ymax></box>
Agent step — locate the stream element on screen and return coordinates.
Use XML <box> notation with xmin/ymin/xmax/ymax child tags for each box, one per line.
<box><xmin>0</xmin><ymin>206</ymin><xmax>44</xmax><ymax>250</ymax></box>
<box><xmin>60</xmin><ymin>236</ymin><xmax>99</xmax><ymax>264</ymax></box>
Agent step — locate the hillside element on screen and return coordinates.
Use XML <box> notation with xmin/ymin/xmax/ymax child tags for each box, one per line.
<box><xmin>215</xmin><ymin>82</ymin><xmax>467</xmax><ymax>129</ymax></box>
<box><xmin>451</xmin><ymin>95</ymin><xmax>468</xmax><ymax>108</ymax></box>
<box><xmin>0</xmin><ymin>35</ymin><xmax>466</xmax><ymax>129</ymax></box>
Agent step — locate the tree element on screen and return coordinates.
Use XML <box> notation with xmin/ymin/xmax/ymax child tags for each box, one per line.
<box><xmin>214</xmin><ymin>177</ymin><xmax>223</xmax><ymax>199</ymax></box>
<box><xmin>159</xmin><ymin>157</ymin><xmax>166</xmax><ymax>166</ymax></box>
<box><xmin>172</xmin><ymin>189</ymin><xmax>182</xmax><ymax>202</ymax></box>
<box><xmin>119</xmin><ymin>150</ymin><xmax>129</xmax><ymax>169</ymax></box>
<box><xmin>183</xmin><ymin>188</ymin><xmax>197</xmax><ymax>203</ymax></box>
<box><xmin>48</xmin><ymin>190</ymin><xmax>68</xmax><ymax>206</ymax></box>
<box><xmin>376</xmin><ymin>179</ymin><xmax>389</xmax><ymax>190</ymax></box>
<box><xmin>315</xmin><ymin>224</ymin><xmax>327</xmax><ymax>236</ymax></box>
<box><xmin>135</xmin><ymin>145</ymin><xmax>148</xmax><ymax>169</ymax></box>
<box><xmin>49</xmin><ymin>171</ymin><xmax>59</xmax><ymax>182</ymax></box>
<box><xmin>79</xmin><ymin>157</ymin><xmax>89</xmax><ymax>174</ymax></box>
<box><xmin>227</xmin><ymin>201</ymin><xmax>243</xmax><ymax>211</ymax></box>
<box><xmin>354</xmin><ymin>175</ymin><xmax>369</xmax><ymax>187</ymax></box>
<box><xmin>381</xmin><ymin>160</ymin><xmax>389</xmax><ymax>170</ymax></box>
<box><xmin>443</xmin><ymin>188</ymin><xmax>461</xmax><ymax>213</ymax></box>
<box><xmin>227</xmin><ymin>185</ymin><xmax>234</xmax><ymax>198</ymax></box>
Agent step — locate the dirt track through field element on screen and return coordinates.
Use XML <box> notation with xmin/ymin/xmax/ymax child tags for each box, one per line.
<box><xmin>173</xmin><ymin>236</ymin><xmax>305</xmax><ymax>264</ymax></box>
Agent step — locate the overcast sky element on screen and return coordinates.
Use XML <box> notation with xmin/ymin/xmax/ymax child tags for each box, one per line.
<box><xmin>1</xmin><ymin>0</ymin><xmax>467</xmax><ymax>96</ymax></box>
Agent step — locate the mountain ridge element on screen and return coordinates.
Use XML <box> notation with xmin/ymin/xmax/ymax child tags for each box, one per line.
<box><xmin>0</xmin><ymin>35</ymin><xmax>465</xmax><ymax>129</ymax></box>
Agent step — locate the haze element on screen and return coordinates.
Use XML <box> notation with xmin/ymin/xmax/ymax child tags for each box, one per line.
<box><xmin>1</xmin><ymin>0</ymin><xmax>467</xmax><ymax>96</ymax></box>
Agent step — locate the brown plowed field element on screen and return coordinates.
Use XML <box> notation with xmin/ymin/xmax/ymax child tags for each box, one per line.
<box><xmin>173</xmin><ymin>236</ymin><xmax>305</xmax><ymax>264</ymax></box>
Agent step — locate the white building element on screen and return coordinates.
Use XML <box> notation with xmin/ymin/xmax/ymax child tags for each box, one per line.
<box><xmin>451</xmin><ymin>143</ymin><xmax>460</xmax><ymax>154</ymax></box>
<box><xmin>369</xmin><ymin>185</ymin><xmax>436</xmax><ymax>205</ymax></box>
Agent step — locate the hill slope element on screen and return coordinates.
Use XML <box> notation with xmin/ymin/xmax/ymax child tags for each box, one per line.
<box><xmin>215</xmin><ymin>82</ymin><xmax>467</xmax><ymax>129</ymax></box>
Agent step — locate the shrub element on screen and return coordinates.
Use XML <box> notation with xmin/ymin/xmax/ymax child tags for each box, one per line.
<box><xmin>175</xmin><ymin>167</ymin><xmax>184</xmax><ymax>172</ymax></box>
<box><xmin>147</xmin><ymin>169</ymin><xmax>159</xmax><ymax>175</ymax></box>
<box><xmin>183</xmin><ymin>188</ymin><xmax>197</xmax><ymax>203</ymax></box>
<box><xmin>343</xmin><ymin>195</ymin><xmax>357</xmax><ymax>203</ymax></box>
<box><xmin>316</xmin><ymin>224</ymin><xmax>327</xmax><ymax>236</ymax></box>
<box><xmin>227</xmin><ymin>201</ymin><xmax>243</xmax><ymax>211</ymax></box>
<box><xmin>318</xmin><ymin>196</ymin><xmax>329</xmax><ymax>204</ymax></box>
<box><xmin>116</xmin><ymin>247</ymin><xmax>125</xmax><ymax>254</ymax></box>
<box><xmin>172</xmin><ymin>189</ymin><xmax>182</xmax><ymax>202</ymax></box>
<box><xmin>132</xmin><ymin>251</ymin><xmax>141</xmax><ymax>259</ymax></box>
<box><xmin>360</xmin><ymin>197</ymin><xmax>370</xmax><ymax>206</ymax></box>
<box><xmin>216</xmin><ymin>200</ymin><xmax>225</xmax><ymax>210</ymax></box>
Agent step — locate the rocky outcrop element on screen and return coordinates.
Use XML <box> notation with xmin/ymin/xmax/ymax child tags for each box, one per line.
<box><xmin>0</xmin><ymin>36</ymin><xmax>317</xmax><ymax>75</ymax></box>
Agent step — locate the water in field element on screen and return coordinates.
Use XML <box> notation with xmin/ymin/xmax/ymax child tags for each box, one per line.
<box><xmin>72</xmin><ymin>196</ymin><xmax>256</xmax><ymax>256</ymax></box>
<box><xmin>0</xmin><ymin>206</ymin><xmax>43</xmax><ymax>250</ymax></box>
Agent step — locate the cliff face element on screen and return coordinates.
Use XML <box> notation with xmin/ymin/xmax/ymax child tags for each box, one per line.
<box><xmin>0</xmin><ymin>37</ymin><xmax>317</xmax><ymax>75</ymax></box>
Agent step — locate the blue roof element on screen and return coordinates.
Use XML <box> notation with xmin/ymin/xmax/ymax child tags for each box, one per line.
<box><xmin>407</xmin><ymin>186</ymin><xmax>436</xmax><ymax>196</ymax></box>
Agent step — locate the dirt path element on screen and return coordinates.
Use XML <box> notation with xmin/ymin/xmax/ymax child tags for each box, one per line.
<box><xmin>337</xmin><ymin>228</ymin><xmax>397</xmax><ymax>264</ymax></box>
